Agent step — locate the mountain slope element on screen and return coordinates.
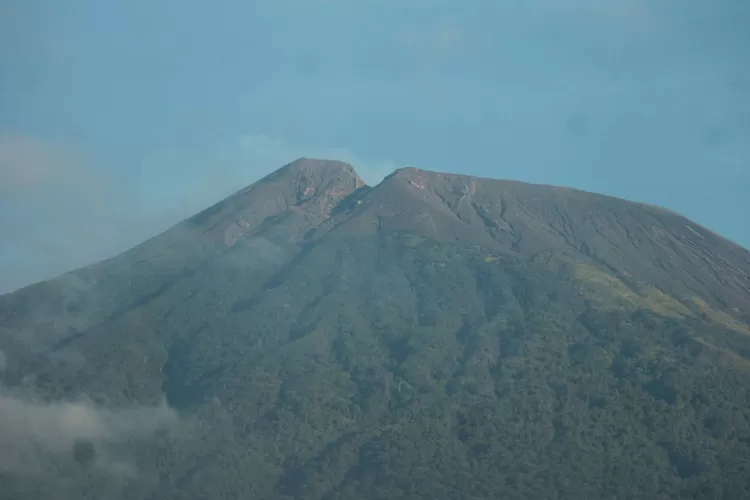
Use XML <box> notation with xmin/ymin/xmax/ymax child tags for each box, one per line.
<box><xmin>1</xmin><ymin>159</ymin><xmax>750</xmax><ymax>500</ymax></box>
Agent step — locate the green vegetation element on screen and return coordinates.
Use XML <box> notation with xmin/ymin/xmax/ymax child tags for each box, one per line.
<box><xmin>2</xmin><ymin>233</ymin><xmax>750</xmax><ymax>500</ymax></box>
<box><xmin>2</xmin><ymin>161</ymin><xmax>750</xmax><ymax>499</ymax></box>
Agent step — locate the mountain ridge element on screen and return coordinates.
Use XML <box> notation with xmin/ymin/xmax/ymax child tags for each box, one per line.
<box><xmin>1</xmin><ymin>158</ymin><xmax>750</xmax><ymax>500</ymax></box>
<box><xmin>5</xmin><ymin>158</ymin><xmax>748</xmax><ymax>295</ymax></box>
<box><xmin>2</xmin><ymin>158</ymin><xmax>748</xmax><ymax>374</ymax></box>
<box><xmin>390</xmin><ymin>164</ymin><xmax>748</xmax><ymax>253</ymax></box>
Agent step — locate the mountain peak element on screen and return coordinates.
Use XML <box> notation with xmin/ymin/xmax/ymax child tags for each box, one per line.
<box><xmin>169</xmin><ymin>158</ymin><xmax>366</xmax><ymax>247</ymax></box>
<box><xmin>2</xmin><ymin>158</ymin><xmax>750</xmax><ymax>500</ymax></box>
<box><xmin>273</xmin><ymin>157</ymin><xmax>362</xmax><ymax>179</ymax></box>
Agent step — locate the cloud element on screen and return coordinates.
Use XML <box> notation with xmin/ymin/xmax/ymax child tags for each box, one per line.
<box><xmin>0</xmin><ymin>135</ymin><xmax>79</xmax><ymax>193</ymax></box>
<box><xmin>0</xmin><ymin>133</ymin><xmax>400</xmax><ymax>294</ymax></box>
<box><xmin>1</xmin><ymin>395</ymin><xmax>176</xmax><ymax>449</ymax></box>
<box><xmin>0</xmin><ymin>134</ymin><xmax>118</xmax><ymax>202</ymax></box>
<box><xmin>134</xmin><ymin>134</ymin><xmax>399</xmax><ymax>215</ymax></box>
<box><xmin>0</xmin><ymin>137</ymin><xmax>140</xmax><ymax>294</ymax></box>
<box><xmin>0</xmin><ymin>133</ymin><xmax>138</xmax><ymax>293</ymax></box>
<box><xmin>0</xmin><ymin>390</ymin><xmax>178</xmax><ymax>476</ymax></box>
<box><xmin>133</xmin><ymin>134</ymin><xmax>399</xmax><ymax>229</ymax></box>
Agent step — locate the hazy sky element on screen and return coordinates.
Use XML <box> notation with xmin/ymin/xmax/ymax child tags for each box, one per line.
<box><xmin>1</xmin><ymin>0</ymin><xmax>748</xmax><ymax>293</ymax></box>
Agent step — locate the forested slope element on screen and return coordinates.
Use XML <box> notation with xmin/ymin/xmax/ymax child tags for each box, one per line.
<box><xmin>1</xmin><ymin>159</ymin><xmax>749</xmax><ymax>499</ymax></box>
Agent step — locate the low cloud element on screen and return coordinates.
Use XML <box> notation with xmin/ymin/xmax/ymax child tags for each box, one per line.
<box><xmin>0</xmin><ymin>390</ymin><xmax>178</xmax><ymax>477</ymax></box>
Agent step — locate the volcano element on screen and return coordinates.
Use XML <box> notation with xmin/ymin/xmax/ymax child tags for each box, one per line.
<box><xmin>1</xmin><ymin>158</ymin><xmax>749</xmax><ymax>500</ymax></box>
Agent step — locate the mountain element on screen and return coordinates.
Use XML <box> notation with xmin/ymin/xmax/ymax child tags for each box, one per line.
<box><xmin>1</xmin><ymin>158</ymin><xmax>750</xmax><ymax>500</ymax></box>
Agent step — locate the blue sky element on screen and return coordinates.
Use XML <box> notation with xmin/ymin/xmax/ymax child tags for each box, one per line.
<box><xmin>1</xmin><ymin>0</ymin><xmax>748</xmax><ymax>293</ymax></box>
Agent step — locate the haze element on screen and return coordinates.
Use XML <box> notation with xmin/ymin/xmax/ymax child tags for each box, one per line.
<box><xmin>1</xmin><ymin>0</ymin><xmax>748</xmax><ymax>294</ymax></box>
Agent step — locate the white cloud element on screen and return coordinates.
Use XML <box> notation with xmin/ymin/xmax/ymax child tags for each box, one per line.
<box><xmin>0</xmin><ymin>390</ymin><xmax>178</xmax><ymax>477</ymax></box>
